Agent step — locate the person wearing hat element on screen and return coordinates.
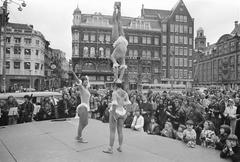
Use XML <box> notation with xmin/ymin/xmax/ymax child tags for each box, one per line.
<box><xmin>183</xmin><ymin>120</ymin><xmax>197</xmax><ymax>148</ymax></box>
<box><xmin>224</xmin><ymin>98</ymin><xmax>237</xmax><ymax>134</ymax></box>
<box><xmin>220</xmin><ymin>134</ymin><xmax>240</xmax><ymax>162</ymax></box>
<box><xmin>19</xmin><ymin>95</ymin><xmax>34</xmax><ymax>123</ymax></box>
<box><xmin>215</xmin><ymin>124</ymin><xmax>231</xmax><ymax>150</ymax></box>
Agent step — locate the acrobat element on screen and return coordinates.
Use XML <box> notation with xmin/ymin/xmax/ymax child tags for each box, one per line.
<box><xmin>111</xmin><ymin>2</ymin><xmax>128</xmax><ymax>83</ymax></box>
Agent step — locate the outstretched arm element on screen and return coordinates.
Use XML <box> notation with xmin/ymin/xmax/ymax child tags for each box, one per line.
<box><xmin>71</xmin><ymin>71</ymin><xmax>82</xmax><ymax>85</ymax></box>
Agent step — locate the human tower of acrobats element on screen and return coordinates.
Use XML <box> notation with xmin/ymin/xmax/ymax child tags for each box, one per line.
<box><xmin>111</xmin><ymin>1</ymin><xmax>128</xmax><ymax>84</ymax></box>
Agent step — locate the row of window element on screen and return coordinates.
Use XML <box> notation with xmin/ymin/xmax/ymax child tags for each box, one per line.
<box><xmin>169</xmin><ymin>57</ymin><xmax>192</xmax><ymax>67</ymax></box>
<box><xmin>128</xmin><ymin>49</ymin><xmax>160</xmax><ymax>58</ymax></box>
<box><xmin>218</xmin><ymin>41</ymin><xmax>240</xmax><ymax>55</ymax></box>
<box><xmin>78</xmin><ymin>33</ymin><xmax>161</xmax><ymax>46</ymax></box>
<box><xmin>82</xmin><ymin>47</ymin><xmax>111</xmax><ymax>58</ymax></box>
<box><xmin>6</xmin><ymin>37</ymin><xmax>40</xmax><ymax>46</ymax></box>
<box><xmin>6</xmin><ymin>47</ymin><xmax>40</xmax><ymax>56</ymax></box>
<box><xmin>5</xmin><ymin>61</ymin><xmax>43</xmax><ymax>70</ymax></box>
<box><xmin>6</xmin><ymin>28</ymin><xmax>32</xmax><ymax>34</ymax></box>
<box><xmin>170</xmin><ymin>69</ymin><xmax>192</xmax><ymax>79</ymax></box>
<box><xmin>162</xmin><ymin>35</ymin><xmax>193</xmax><ymax>45</ymax></box>
<box><xmin>128</xmin><ymin>65</ymin><xmax>160</xmax><ymax>73</ymax></box>
<box><xmin>175</xmin><ymin>15</ymin><xmax>188</xmax><ymax>23</ymax></box>
<box><xmin>162</xmin><ymin>46</ymin><xmax>192</xmax><ymax>56</ymax></box>
<box><xmin>170</xmin><ymin>24</ymin><xmax>192</xmax><ymax>34</ymax></box>
<box><xmin>128</xmin><ymin>36</ymin><xmax>160</xmax><ymax>45</ymax></box>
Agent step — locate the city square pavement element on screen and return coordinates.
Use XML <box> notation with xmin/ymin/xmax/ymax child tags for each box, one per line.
<box><xmin>0</xmin><ymin>118</ymin><xmax>230</xmax><ymax>162</ymax></box>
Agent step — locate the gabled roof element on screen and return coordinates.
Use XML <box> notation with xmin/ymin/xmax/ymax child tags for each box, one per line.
<box><xmin>142</xmin><ymin>8</ymin><xmax>171</xmax><ymax>19</ymax></box>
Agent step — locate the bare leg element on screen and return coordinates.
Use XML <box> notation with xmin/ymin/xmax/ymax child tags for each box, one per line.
<box><xmin>118</xmin><ymin>58</ymin><xmax>127</xmax><ymax>82</ymax></box>
<box><xmin>103</xmin><ymin>112</ymin><xmax>116</xmax><ymax>154</ymax></box>
<box><xmin>117</xmin><ymin>118</ymin><xmax>124</xmax><ymax>151</ymax></box>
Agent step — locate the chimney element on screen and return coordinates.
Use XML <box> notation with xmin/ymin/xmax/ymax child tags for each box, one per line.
<box><xmin>207</xmin><ymin>42</ymin><xmax>210</xmax><ymax>47</ymax></box>
<box><xmin>235</xmin><ymin>21</ymin><xmax>238</xmax><ymax>28</ymax></box>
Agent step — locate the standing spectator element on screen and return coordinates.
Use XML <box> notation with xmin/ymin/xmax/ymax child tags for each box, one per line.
<box><xmin>57</xmin><ymin>93</ymin><xmax>71</xmax><ymax>118</ymax></box>
<box><xmin>224</xmin><ymin>99</ymin><xmax>237</xmax><ymax>134</ymax></box>
<box><xmin>5</xmin><ymin>96</ymin><xmax>19</xmax><ymax>125</ymax></box>
<box><xmin>139</xmin><ymin>95</ymin><xmax>153</xmax><ymax>132</ymax></box>
<box><xmin>0</xmin><ymin>100</ymin><xmax>7</xmax><ymax>126</ymax></box>
<box><xmin>19</xmin><ymin>95</ymin><xmax>34</xmax><ymax>123</ymax></box>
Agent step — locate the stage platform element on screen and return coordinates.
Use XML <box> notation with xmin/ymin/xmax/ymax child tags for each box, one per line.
<box><xmin>0</xmin><ymin>118</ymin><xmax>230</xmax><ymax>162</ymax></box>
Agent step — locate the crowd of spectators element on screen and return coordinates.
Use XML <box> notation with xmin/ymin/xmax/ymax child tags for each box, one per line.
<box><xmin>1</xmin><ymin>85</ymin><xmax>240</xmax><ymax>161</ymax></box>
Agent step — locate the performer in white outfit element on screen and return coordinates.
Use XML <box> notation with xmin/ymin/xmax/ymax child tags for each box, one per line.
<box><xmin>72</xmin><ymin>71</ymin><xmax>90</xmax><ymax>143</ymax></box>
<box><xmin>103</xmin><ymin>83</ymin><xmax>131</xmax><ymax>154</ymax></box>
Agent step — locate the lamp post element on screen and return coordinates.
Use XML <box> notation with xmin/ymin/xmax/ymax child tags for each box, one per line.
<box><xmin>137</xmin><ymin>56</ymin><xmax>141</xmax><ymax>91</ymax></box>
<box><xmin>0</xmin><ymin>0</ymin><xmax>26</xmax><ymax>93</ymax></box>
<box><xmin>171</xmin><ymin>51</ymin><xmax>175</xmax><ymax>91</ymax></box>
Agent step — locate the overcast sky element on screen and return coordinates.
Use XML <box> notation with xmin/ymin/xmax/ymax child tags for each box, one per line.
<box><xmin>6</xmin><ymin>0</ymin><xmax>240</xmax><ymax>60</ymax></box>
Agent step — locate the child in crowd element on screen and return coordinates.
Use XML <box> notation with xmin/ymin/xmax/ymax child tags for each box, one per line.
<box><xmin>215</xmin><ymin>124</ymin><xmax>231</xmax><ymax>150</ymax></box>
<box><xmin>183</xmin><ymin>120</ymin><xmax>197</xmax><ymax>148</ymax></box>
<box><xmin>131</xmin><ymin>109</ymin><xmax>144</xmax><ymax>132</ymax></box>
<box><xmin>174</xmin><ymin>124</ymin><xmax>186</xmax><ymax>141</ymax></box>
<box><xmin>146</xmin><ymin>116</ymin><xmax>160</xmax><ymax>135</ymax></box>
<box><xmin>200</xmin><ymin>120</ymin><xmax>216</xmax><ymax>148</ymax></box>
<box><xmin>160</xmin><ymin>121</ymin><xmax>174</xmax><ymax>138</ymax></box>
<box><xmin>220</xmin><ymin>134</ymin><xmax>240</xmax><ymax>162</ymax></box>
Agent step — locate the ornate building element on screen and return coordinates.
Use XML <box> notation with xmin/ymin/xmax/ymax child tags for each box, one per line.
<box><xmin>71</xmin><ymin>0</ymin><xmax>194</xmax><ymax>90</ymax></box>
<box><xmin>71</xmin><ymin>6</ymin><xmax>161</xmax><ymax>89</ymax></box>
<box><xmin>194</xmin><ymin>21</ymin><xmax>240</xmax><ymax>86</ymax></box>
<box><xmin>0</xmin><ymin>23</ymin><xmax>47</xmax><ymax>91</ymax></box>
<box><xmin>141</xmin><ymin>0</ymin><xmax>194</xmax><ymax>87</ymax></box>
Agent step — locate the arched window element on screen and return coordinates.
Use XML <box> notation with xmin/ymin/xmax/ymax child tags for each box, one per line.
<box><xmin>90</xmin><ymin>47</ymin><xmax>95</xmax><ymax>57</ymax></box>
<box><xmin>83</xmin><ymin>47</ymin><xmax>89</xmax><ymax>57</ymax></box>
<box><xmin>83</xmin><ymin>62</ymin><xmax>95</xmax><ymax>71</ymax></box>
<box><xmin>99</xmin><ymin>47</ymin><xmax>104</xmax><ymax>57</ymax></box>
<box><xmin>154</xmin><ymin>78</ymin><xmax>158</xmax><ymax>84</ymax></box>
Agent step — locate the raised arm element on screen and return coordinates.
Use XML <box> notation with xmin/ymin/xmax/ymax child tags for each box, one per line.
<box><xmin>71</xmin><ymin>70</ymin><xmax>82</xmax><ymax>86</ymax></box>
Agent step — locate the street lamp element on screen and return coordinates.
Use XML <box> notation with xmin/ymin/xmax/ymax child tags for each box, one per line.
<box><xmin>171</xmin><ymin>50</ymin><xmax>175</xmax><ymax>91</ymax></box>
<box><xmin>137</xmin><ymin>56</ymin><xmax>141</xmax><ymax>91</ymax></box>
<box><xmin>0</xmin><ymin>0</ymin><xmax>26</xmax><ymax>93</ymax></box>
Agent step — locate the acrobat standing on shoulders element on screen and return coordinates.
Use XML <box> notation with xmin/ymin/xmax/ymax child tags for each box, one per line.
<box><xmin>111</xmin><ymin>2</ymin><xmax>128</xmax><ymax>83</ymax></box>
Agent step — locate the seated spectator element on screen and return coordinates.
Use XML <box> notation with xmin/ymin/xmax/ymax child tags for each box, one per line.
<box><xmin>200</xmin><ymin>120</ymin><xmax>216</xmax><ymax>148</ymax></box>
<box><xmin>124</xmin><ymin>111</ymin><xmax>134</xmax><ymax>128</ymax></box>
<box><xmin>183</xmin><ymin>120</ymin><xmax>197</xmax><ymax>148</ymax></box>
<box><xmin>160</xmin><ymin>121</ymin><xmax>174</xmax><ymax>138</ymax></box>
<box><xmin>146</xmin><ymin>116</ymin><xmax>160</xmax><ymax>135</ymax></box>
<box><xmin>215</xmin><ymin>124</ymin><xmax>231</xmax><ymax>150</ymax></box>
<box><xmin>131</xmin><ymin>109</ymin><xmax>144</xmax><ymax>132</ymax></box>
<box><xmin>174</xmin><ymin>124</ymin><xmax>186</xmax><ymax>141</ymax></box>
<box><xmin>220</xmin><ymin>134</ymin><xmax>240</xmax><ymax>162</ymax></box>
